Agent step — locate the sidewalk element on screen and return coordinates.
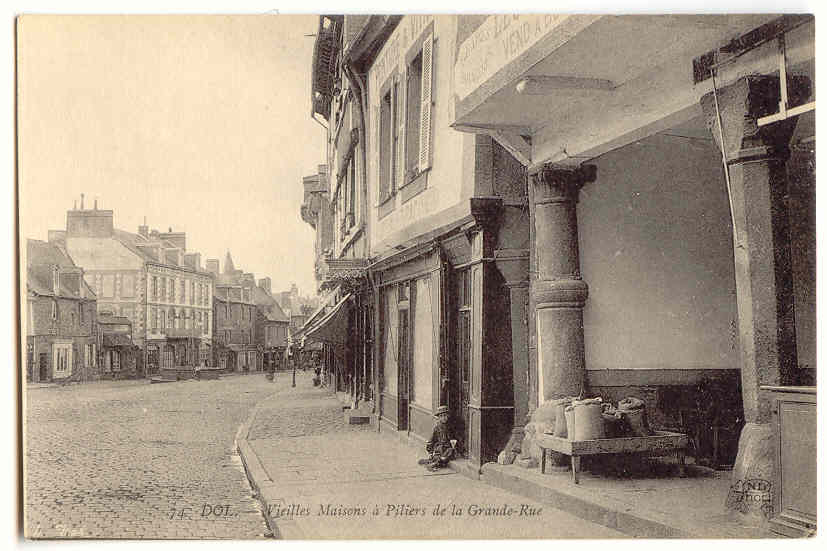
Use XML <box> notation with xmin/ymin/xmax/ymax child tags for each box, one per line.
<box><xmin>235</xmin><ymin>372</ymin><xmax>624</xmax><ymax>539</ymax></box>
<box><xmin>480</xmin><ymin>461</ymin><xmax>776</xmax><ymax>538</ymax></box>
<box><xmin>236</xmin><ymin>373</ymin><xmax>776</xmax><ymax>539</ymax></box>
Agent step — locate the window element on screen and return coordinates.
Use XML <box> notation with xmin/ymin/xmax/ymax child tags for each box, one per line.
<box><xmin>198</xmin><ymin>284</ymin><xmax>202</xmax><ymax>305</ymax></box>
<box><xmin>79</xmin><ymin>302</ymin><xmax>84</xmax><ymax>324</ymax></box>
<box><xmin>160</xmin><ymin>309</ymin><xmax>166</xmax><ymax>329</ymax></box>
<box><xmin>151</xmin><ymin>307</ymin><xmax>158</xmax><ymax>329</ymax></box>
<box><xmin>52</xmin><ymin>267</ymin><xmax>59</xmax><ymax>294</ymax></box>
<box><xmin>102</xmin><ymin>275</ymin><xmax>115</xmax><ymax>298</ymax></box>
<box><xmin>405</xmin><ymin>31</ymin><xmax>434</xmax><ymax>181</ymax></box>
<box><xmin>190</xmin><ymin>281</ymin><xmax>195</xmax><ymax>305</ymax></box>
<box><xmin>51</xmin><ymin>300</ymin><xmax>57</xmax><ymax>320</ymax></box>
<box><xmin>379</xmin><ymin>88</ymin><xmax>393</xmax><ymax>201</ymax></box>
<box><xmin>204</xmin><ymin>314</ymin><xmax>209</xmax><ymax>335</ymax></box>
<box><xmin>181</xmin><ymin>280</ymin><xmax>187</xmax><ymax>303</ymax></box>
<box><xmin>225</xmin><ymin>303</ymin><xmax>229</xmax><ymax>319</ymax></box>
<box><xmin>168</xmin><ymin>278</ymin><xmax>174</xmax><ymax>302</ymax></box>
<box><xmin>122</xmin><ymin>305</ymin><xmax>134</xmax><ymax>321</ymax></box>
<box><xmin>205</xmin><ymin>285</ymin><xmax>210</xmax><ymax>306</ymax></box>
<box><xmin>122</xmin><ymin>274</ymin><xmax>135</xmax><ymax>298</ymax></box>
<box><xmin>152</xmin><ymin>276</ymin><xmax>158</xmax><ymax>300</ymax></box>
<box><xmin>53</xmin><ymin>343</ymin><xmax>72</xmax><ymax>377</ymax></box>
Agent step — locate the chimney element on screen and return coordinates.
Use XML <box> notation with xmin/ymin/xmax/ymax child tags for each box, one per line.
<box><xmin>257</xmin><ymin>277</ymin><xmax>272</xmax><ymax>294</ymax></box>
<box><xmin>94</xmin><ymin>198</ymin><xmax>98</xmax><ymax>210</ymax></box>
<box><xmin>66</xmin><ymin>204</ymin><xmax>114</xmax><ymax>238</ymax></box>
<box><xmin>138</xmin><ymin>216</ymin><xmax>149</xmax><ymax>238</ymax></box>
<box><xmin>80</xmin><ymin>193</ymin><xmax>85</xmax><ymax>210</ymax></box>
<box><xmin>206</xmin><ymin>259</ymin><xmax>220</xmax><ymax>275</ymax></box>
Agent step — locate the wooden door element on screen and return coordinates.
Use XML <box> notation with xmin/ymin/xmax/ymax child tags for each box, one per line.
<box><xmin>38</xmin><ymin>353</ymin><xmax>48</xmax><ymax>382</ymax></box>
<box><xmin>397</xmin><ymin>308</ymin><xmax>410</xmax><ymax>431</ymax></box>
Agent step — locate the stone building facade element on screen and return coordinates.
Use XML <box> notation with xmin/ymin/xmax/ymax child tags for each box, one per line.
<box><xmin>208</xmin><ymin>253</ymin><xmax>259</xmax><ymax>372</ymax></box>
<box><xmin>26</xmin><ymin>239</ymin><xmax>98</xmax><ymax>383</ymax></box>
<box><xmin>56</xmin><ymin>199</ymin><xmax>214</xmax><ymax>375</ymax></box>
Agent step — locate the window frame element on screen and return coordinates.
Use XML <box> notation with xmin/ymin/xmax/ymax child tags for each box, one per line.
<box><xmin>377</xmin><ymin>69</ymin><xmax>401</xmax><ymax>206</ymax></box>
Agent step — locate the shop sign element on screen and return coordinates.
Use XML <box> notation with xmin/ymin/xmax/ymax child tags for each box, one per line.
<box><xmin>454</xmin><ymin>14</ymin><xmax>569</xmax><ymax>101</ymax></box>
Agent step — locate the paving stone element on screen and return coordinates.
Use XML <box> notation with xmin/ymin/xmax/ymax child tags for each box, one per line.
<box><xmin>24</xmin><ymin>373</ymin><xmax>292</xmax><ymax>539</ymax></box>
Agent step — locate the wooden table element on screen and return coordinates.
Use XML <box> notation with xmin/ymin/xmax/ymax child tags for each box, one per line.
<box><xmin>535</xmin><ymin>430</ymin><xmax>689</xmax><ymax>484</ymax></box>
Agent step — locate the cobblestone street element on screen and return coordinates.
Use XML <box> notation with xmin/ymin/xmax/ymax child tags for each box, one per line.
<box><xmin>24</xmin><ymin>373</ymin><xmax>284</xmax><ymax>539</ymax></box>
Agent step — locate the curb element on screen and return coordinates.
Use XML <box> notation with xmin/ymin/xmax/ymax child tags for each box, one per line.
<box><xmin>234</xmin><ymin>394</ymin><xmax>306</xmax><ymax>539</ymax></box>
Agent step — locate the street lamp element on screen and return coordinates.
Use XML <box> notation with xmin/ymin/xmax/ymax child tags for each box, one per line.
<box><xmin>292</xmin><ymin>359</ymin><xmax>296</xmax><ymax>388</ymax></box>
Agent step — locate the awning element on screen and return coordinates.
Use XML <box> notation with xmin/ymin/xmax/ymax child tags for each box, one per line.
<box><xmin>303</xmin><ymin>293</ymin><xmax>352</xmax><ymax>346</ymax></box>
<box><xmin>295</xmin><ymin>285</ymin><xmax>341</xmax><ymax>340</ymax></box>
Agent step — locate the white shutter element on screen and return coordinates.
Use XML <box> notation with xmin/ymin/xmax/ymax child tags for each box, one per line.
<box><xmin>395</xmin><ymin>71</ymin><xmax>406</xmax><ymax>188</ymax></box>
<box><xmin>418</xmin><ymin>32</ymin><xmax>434</xmax><ymax>172</ymax></box>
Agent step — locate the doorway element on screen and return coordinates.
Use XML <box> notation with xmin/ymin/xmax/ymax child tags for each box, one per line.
<box><xmin>452</xmin><ymin>268</ymin><xmax>472</xmax><ymax>456</ymax></box>
<box><xmin>38</xmin><ymin>353</ymin><xmax>48</xmax><ymax>382</ymax></box>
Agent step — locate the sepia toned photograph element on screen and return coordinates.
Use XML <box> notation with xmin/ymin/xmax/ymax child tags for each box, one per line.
<box><xmin>16</xmin><ymin>10</ymin><xmax>816</xmax><ymax>540</ymax></box>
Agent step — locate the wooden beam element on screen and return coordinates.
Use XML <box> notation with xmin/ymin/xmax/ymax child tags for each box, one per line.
<box><xmin>490</xmin><ymin>131</ymin><xmax>531</xmax><ymax>166</ymax></box>
<box><xmin>515</xmin><ymin>75</ymin><xmax>615</xmax><ymax>95</ymax></box>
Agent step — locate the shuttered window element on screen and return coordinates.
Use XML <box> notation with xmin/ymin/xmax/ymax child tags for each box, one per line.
<box><xmin>404</xmin><ymin>30</ymin><xmax>434</xmax><ymax>183</ymax></box>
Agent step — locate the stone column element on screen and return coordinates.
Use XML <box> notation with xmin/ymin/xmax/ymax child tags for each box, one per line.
<box><xmin>465</xmin><ymin>197</ymin><xmax>514</xmax><ymax>471</ymax></box>
<box><xmin>529</xmin><ymin>164</ymin><xmax>595</xmax><ymax>404</ymax></box>
<box><xmin>700</xmin><ymin>75</ymin><xmax>810</xmax><ymax>516</ymax></box>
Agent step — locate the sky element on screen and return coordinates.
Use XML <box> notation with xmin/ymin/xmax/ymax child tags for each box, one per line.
<box><xmin>17</xmin><ymin>14</ymin><xmax>326</xmax><ymax>297</ymax></box>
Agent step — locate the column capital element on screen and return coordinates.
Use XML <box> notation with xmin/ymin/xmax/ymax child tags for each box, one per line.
<box><xmin>700</xmin><ymin>75</ymin><xmax>810</xmax><ymax>164</ymax></box>
<box><xmin>529</xmin><ymin>163</ymin><xmax>596</xmax><ymax>203</ymax></box>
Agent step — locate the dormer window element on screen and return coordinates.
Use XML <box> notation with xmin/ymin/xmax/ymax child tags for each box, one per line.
<box><xmin>52</xmin><ymin>266</ymin><xmax>59</xmax><ymax>295</ymax></box>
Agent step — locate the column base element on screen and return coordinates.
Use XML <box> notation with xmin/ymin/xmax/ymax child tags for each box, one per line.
<box><xmin>497</xmin><ymin>428</ymin><xmax>526</xmax><ymax>465</ymax></box>
<box><xmin>725</xmin><ymin>422</ymin><xmax>774</xmax><ymax>524</ymax></box>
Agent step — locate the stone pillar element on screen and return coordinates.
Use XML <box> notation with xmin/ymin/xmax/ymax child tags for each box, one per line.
<box><xmin>466</xmin><ymin>197</ymin><xmax>514</xmax><ymax>471</ymax></box>
<box><xmin>528</xmin><ymin>164</ymin><xmax>595</xmax><ymax>404</ymax></box>
<box><xmin>700</xmin><ymin>75</ymin><xmax>810</xmax><ymax>518</ymax></box>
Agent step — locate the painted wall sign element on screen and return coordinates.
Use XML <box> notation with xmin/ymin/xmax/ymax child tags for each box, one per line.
<box><xmin>454</xmin><ymin>14</ymin><xmax>570</xmax><ymax>101</ymax></box>
<box><xmin>371</xmin><ymin>15</ymin><xmax>435</xmax><ymax>91</ymax></box>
